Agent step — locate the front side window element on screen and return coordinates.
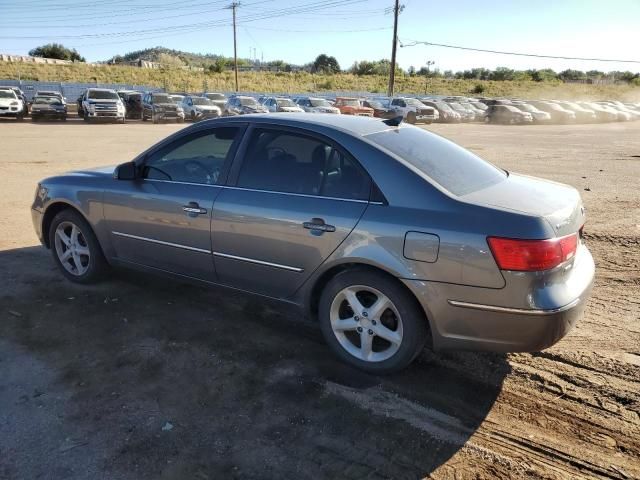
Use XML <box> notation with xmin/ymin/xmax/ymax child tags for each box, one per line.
<box><xmin>144</xmin><ymin>128</ymin><xmax>240</xmax><ymax>185</ymax></box>
<box><xmin>366</xmin><ymin>126</ymin><xmax>506</xmax><ymax>196</ymax></box>
<box><xmin>237</xmin><ymin>129</ymin><xmax>371</xmax><ymax>200</ymax></box>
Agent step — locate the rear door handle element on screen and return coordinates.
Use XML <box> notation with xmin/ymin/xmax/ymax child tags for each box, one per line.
<box><xmin>183</xmin><ymin>201</ymin><xmax>207</xmax><ymax>215</ymax></box>
<box><xmin>303</xmin><ymin>218</ymin><xmax>336</xmax><ymax>233</ymax></box>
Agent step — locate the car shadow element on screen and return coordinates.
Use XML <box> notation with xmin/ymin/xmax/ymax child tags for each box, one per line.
<box><xmin>0</xmin><ymin>246</ymin><xmax>510</xmax><ymax>480</ymax></box>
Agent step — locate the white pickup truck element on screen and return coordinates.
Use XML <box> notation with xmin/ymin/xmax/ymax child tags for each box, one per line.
<box><xmin>388</xmin><ymin>97</ymin><xmax>438</xmax><ymax>124</ymax></box>
<box><xmin>78</xmin><ymin>88</ymin><xmax>126</xmax><ymax>123</ymax></box>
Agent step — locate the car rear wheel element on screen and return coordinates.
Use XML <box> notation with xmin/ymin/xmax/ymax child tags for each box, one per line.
<box><xmin>319</xmin><ymin>269</ymin><xmax>428</xmax><ymax>374</ymax></box>
<box><xmin>49</xmin><ymin>209</ymin><xmax>108</xmax><ymax>284</ymax></box>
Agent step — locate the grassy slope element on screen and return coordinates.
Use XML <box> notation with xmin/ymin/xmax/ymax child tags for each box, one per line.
<box><xmin>2</xmin><ymin>62</ymin><xmax>639</xmax><ymax>100</ymax></box>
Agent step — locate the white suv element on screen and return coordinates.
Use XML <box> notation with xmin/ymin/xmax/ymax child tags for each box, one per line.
<box><xmin>0</xmin><ymin>88</ymin><xmax>25</xmax><ymax>121</ymax></box>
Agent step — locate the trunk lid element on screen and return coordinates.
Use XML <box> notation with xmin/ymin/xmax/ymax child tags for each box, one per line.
<box><xmin>461</xmin><ymin>173</ymin><xmax>585</xmax><ymax>237</ymax></box>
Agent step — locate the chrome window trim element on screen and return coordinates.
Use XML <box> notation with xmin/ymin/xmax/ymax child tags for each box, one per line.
<box><xmin>142</xmin><ymin>179</ymin><xmax>383</xmax><ymax>204</ymax></box>
<box><xmin>144</xmin><ymin>178</ymin><xmax>221</xmax><ymax>188</ymax></box>
<box><xmin>222</xmin><ymin>185</ymin><xmax>378</xmax><ymax>204</ymax></box>
<box><xmin>112</xmin><ymin>231</ymin><xmax>211</xmax><ymax>254</ymax></box>
<box><xmin>447</xmin><ymin>298</ymin><xmax>581</xmax><ymax>316</ymax></box>
<box><xmin>213</xmin><ymin>251</ymin><xmax>303</xmax><ymax>273</ymax></box>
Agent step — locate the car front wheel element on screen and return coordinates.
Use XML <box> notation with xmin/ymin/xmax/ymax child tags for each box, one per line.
<box><xmin>319</xmin><ymin>269</ymin><xmax>428</xmax><ymax>374</ymax></box>
<box><xmin>49</xmin><ymin>209</ymin><xmax>108</xmax><ymax>284</ymax></box>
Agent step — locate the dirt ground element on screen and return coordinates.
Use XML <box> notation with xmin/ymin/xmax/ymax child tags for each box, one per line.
<box><xmin>0</xmin><ymin>118</ymin><xmax>638</xmax><ymax>480</ymax></box>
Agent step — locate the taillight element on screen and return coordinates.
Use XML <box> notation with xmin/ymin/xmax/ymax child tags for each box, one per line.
<box><xmin>487</xmin><ymin>233</ymin><xmax>578</xmax><ymax>272</ymax></box>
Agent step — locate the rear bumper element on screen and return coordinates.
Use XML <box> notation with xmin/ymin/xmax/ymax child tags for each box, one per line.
<box><xmin>402</xmin><ymin>243</ymin><xmax>595</xmax><ymax>352</ymax></box>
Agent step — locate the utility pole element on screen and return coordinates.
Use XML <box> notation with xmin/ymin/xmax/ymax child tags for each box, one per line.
<box><xmin>226</xmin><ymin>2</ymin><xmax>240</xmax><ymax>92</ymax></box>
<box><xmin>424</xmin><ymin>60</ymin><xmax>434</xmax><ymax>94</ymax></box>
<box><xmin>387</xmin><ymin>0</ymin><xmax>403</xmax><ymax>97</ymax></box>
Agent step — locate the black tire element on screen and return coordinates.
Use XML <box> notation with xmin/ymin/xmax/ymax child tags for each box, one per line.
<box><xmin>142</xmin><ymin>112</ymin><xmax>147</xmax><ymax>121</ymax></box>
<box><xmin>16</xmin><ymin>113</ymin><xmax>24</xmax><ymax>122</ymax></box>
<box><xmin>32</xmin><ymin>115</ymin><xmax>39</xmax><ymax>122</ymax></box>
<box><xmin>406</xmin><ymin>112</ymin><xmax>417</xmax><ymax>124</ymax></box>
<box><xmin>48</xmin><ymin>209</ymin><xmax>108</xmax><ymax>284</ymax></box>
<box><xmin>318</xmin><ymin>268</ymin><xmax>428</xmax><ymax>374</ymax></box>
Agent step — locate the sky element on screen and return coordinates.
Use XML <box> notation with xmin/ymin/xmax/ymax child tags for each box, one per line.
<box><xmin>1</xmin><ymin>0</ymin><xmax>640</xmax><ymax>73</ymax></box>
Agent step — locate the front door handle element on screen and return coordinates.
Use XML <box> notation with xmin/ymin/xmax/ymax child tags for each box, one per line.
<box><xmin>183</xmin><ymin>201</ymin><xmax>207</xmax><ymax>216</ymax></box>
<box><xmin>303</xmin><ymin>218</ymin><xmax>336</xmax><ymax>234</ymax></box>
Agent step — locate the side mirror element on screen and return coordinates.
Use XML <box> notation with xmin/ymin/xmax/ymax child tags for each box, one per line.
<box><xmin>114</xmin><ymin>161</ymin><xmax>138</xmax><ymax>180</ymax></box>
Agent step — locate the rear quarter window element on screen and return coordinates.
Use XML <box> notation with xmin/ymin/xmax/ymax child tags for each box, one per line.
<box><xmin>366</xmin><ymin>126</ymin><xmax>506</xmax><ymax>196</ymax></box>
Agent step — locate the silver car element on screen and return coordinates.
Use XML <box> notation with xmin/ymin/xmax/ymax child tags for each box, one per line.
<box><xmin>31</xmin><ymin>114</ymin><xmax>594</xmax><ymax>373</ymax></box>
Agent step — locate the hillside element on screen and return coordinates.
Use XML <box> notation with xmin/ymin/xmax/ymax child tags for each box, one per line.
<box><xmin>106</xmin><ymin>46</ymin><xmax>252</xmax><ymax>68</ymax></box>
<box><xmin>2</xmin><ymin>61</ymin><xmax>639</xmax><ymax>100</ymax></box>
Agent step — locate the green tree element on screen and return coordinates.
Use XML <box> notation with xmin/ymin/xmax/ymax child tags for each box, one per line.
<box><xmin>312</xmin><ymin>54</ymin><xmax>340</xmax><ymax>74</ymax></box>
<box><xmin>28</xmin><ymin>43</ymin><xmax>85</xmax><ymax>62</ymax></box>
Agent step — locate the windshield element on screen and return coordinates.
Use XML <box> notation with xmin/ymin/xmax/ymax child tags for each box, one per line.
<box><xmin>427</xmin><ymin>101</ymin><xmax>454</xmax><ymax>113</ymax></box>
<box><xmin>405</xmin><ymin>98</ymin><xmax>424</xmax><ymax>107</ymax></box>
<box><xmin>517</xmin><ymin>104</ymin><xmax>535</xmax><ymax>112</ymax></box>
<box><xmin>472</xmin><ymin>102</ymin><xmax>487</xmax><ymax>110</ymax></box>
<box><xmin>205</xmin><ymin>93</ymin><xmax>225</xmax><ymax>100</ymax></box>
<box><xmin>0</xmin><ymin>90</ymin><xmax>16</xmax><ymax>99</ymax></box>
<box><xmin>192</xmin><ymin>97</ymin><xmax>212</xmax><ymax>105</ymax></box>
<box><xmin>277</xmin><ymin>98</ymin><xmax>296</xmax><ymax>107</ymax></box>
<box><xmin>310</xmin><ymin>99</ymin><xmax>331</xmax><ymax>107</ymax></box>
<box><xmin>239</xmin><ymin>97</ymin><xmax>258</xmax><ymax>106</ymax></box>
<box><xmin>170</xmin><ymin>95</ymin><xmax>183</xmax><ymax>104</ymax></box>
<box><xmin>367</xmin><ymin>101</ymin><xmax>384</xmax><ymax>109</ymax></box>
<box><xmin>88</xmin><ymin>90</ymin><xmax>119</xmax><ymax>100</ymax></box>
<box><xmin>339</xmin><ymin>99</ymin><xmax>360</xmax><ymax>107</ymax></box>
<box><xmin>505</xmin><ymin>106</ymin><xmax>521</xmax><ymax>113</ymax></box>
<box><xmin>33</xmin><ymin>96</ymin><xmax>62</xmax><ymax>104</ymax></box>
<box><xmin>153</xmin><ymin>94</ymin><xmax>171</xmax><ymax>103</ymax></box>
<box><xmin>366</xmin><ymin>127</ymin><xmax>506</xmax><ymax>196</ymax></box>
<box><xmin>448</xmin><ymin>102</ymin><xmax>465</xmax><ymax>111</ymax></box>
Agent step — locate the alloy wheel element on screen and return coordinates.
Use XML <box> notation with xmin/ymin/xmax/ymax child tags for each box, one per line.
<box><xmin>54</xmin><ymin>221</ymin><xmax>91</xmax><ymax>276</ymax></box>
<box><xmin>329</xmin><ymin>285</ymin><xmax>403</xmax><ymax>362</ymax></box>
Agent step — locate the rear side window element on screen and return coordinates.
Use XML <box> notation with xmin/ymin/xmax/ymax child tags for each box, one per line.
<box><xmin>366</xmin><ymin>126</ymin><xmax>506</xmax><ymax>196</ymax></box>
<box><xmin>237</xmin><ymin>129</ymin><xmax>371</xmax><ymax>200</ymax></box>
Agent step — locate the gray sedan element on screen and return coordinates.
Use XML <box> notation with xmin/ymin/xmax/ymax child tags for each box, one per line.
<box><xmin>31</xmin><ymin>114</ymin><xmax>594</xmax><ymax>373</ymax></box>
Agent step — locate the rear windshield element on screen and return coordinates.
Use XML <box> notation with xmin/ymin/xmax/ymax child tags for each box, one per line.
<box><xmin>366</xmin><ymin>126</ymin><xmax>506</xmax><ymax>196</ymax></box>
<box><xmin>88</xmin><ymin>90</ymin><xmax>119</xmax><ymax>100</ymax></box>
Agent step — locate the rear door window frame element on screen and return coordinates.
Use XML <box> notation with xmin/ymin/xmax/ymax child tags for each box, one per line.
<box><xmin>226</xmin><ymin>123</ymin><xmax>375</xmax><ymax>203</ymax></box>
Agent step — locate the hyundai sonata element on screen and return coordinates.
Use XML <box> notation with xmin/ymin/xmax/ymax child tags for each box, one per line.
<box><xmin>31</xmin><ymin>114</ymin><xmax>594</xmax><ymax>373</ymax></box>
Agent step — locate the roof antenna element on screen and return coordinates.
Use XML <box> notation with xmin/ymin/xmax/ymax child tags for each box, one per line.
<box><xmin>383</xmin><ymin>115</ymin><xmax>403</xmax><ymax>127</ymax></box>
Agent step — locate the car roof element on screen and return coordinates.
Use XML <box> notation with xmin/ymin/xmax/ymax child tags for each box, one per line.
<box><xmin>203</xmin><ymin>112</ymin><xmax>395</xmax><ymax>136</ymax></box>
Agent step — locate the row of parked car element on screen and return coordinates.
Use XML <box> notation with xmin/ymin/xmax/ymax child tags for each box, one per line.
<box><xmin>2</xmin><ymin>85</ymin><xmax>639</xmax><ymax>125</ymax></box>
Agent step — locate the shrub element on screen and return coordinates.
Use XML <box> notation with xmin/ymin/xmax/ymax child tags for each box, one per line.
<box><xmin>472</xmin><ymin>83</ymin><xmax>485</xmax><ymax>94</ymax></box>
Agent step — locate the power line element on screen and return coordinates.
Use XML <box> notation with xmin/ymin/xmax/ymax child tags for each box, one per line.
<box><xmin>400</xmin><ymin>39</ymin><xmax>640</xmax><ymax>64</ymax></box>
<box><xmin>0</xmin><ymin>0</ymin><xmax>368</xmax><ymax>40</ymax></box>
